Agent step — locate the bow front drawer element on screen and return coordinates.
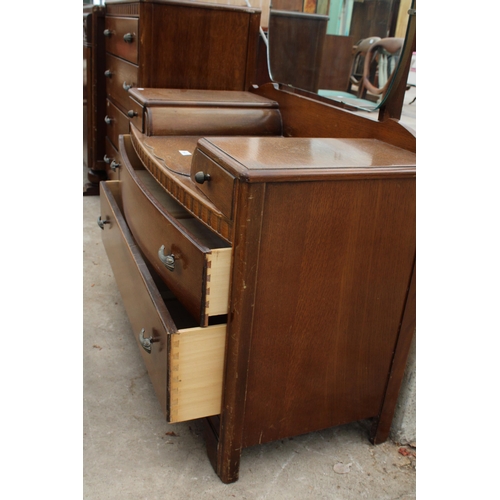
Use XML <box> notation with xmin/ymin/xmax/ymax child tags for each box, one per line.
<box><xmin>99</xmin><ymin>181</ymin><xmax>226</xmax><ymax>423</ymax></box>
<box><xmin>119</xmin><ymin>135</ymin><xmax>231</xmax><ymax>325</ymax></box>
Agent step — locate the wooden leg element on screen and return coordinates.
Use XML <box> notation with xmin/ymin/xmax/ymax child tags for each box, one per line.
<box><xmin>83</xmin><ymin>169</ymin><xmax>106</xmax><ymax>196</ymax></box>
<box><xmin>203</xmin><ymin>416</ymin><xmax>242</xmax><ymax>484</ymax></box>
<box><xmin>370</xmin><ymin>262</ymin><xmax>416</xmax><ymax>444</ymax></box>
<box><xmin>83</xmin><ymin>182</ymin><xmax>100</xmax><ymax>196</ymax></box>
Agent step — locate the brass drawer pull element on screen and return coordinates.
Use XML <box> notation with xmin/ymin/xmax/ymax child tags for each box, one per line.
<box><xmin>127</xmin><ymin>110</ymin><xmax>138</xmax><ymax>118</ymax></box>
<box><xmin>123</xmin><ymin>32</ymin><xmax>135</xmax><ymax>43</ymax></box>
<box><xmin>158</xmin><ymin>245</ymin><xmax>175</xmax><ymax>272</ymax></box>
<box><xmin>110</xmin><ymin>160</ymin><xmax>121</xmax><ymax>172</ymax></box>
<box><xmin>194</xmin><ymin>171</ymin><xmax>211</xmax><ymax>184</ymax></box>
<box><xmin>104</xmin><ymin>115</ymin><xmax>113</xmax><ymax>125</ymax></box>
<box><xmin>104</xmin><ymin>69</ymin><xmax>113</xmax><ymax>78</ymax></box>
<box><xmin>97</xmin><ymin>216</ymin><xmax>110</xmax><ymax>230</ymax></box>
<box><xmin>138</xmin><ymin>328</ymin><xmax>157</xmax><ymax>354</ymax></box>
<box><xmin>123</xmin><ymin>81</ymin><xmax>133</xmax><ymax>91</ymax></box>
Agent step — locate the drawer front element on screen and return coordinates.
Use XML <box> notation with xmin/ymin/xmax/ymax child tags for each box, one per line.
<box><xmin>191</xmin><ymin>149</ymin><xmax>235</xmax><ymax>220</ymax></box>
<box><xmin>105</xmin><ymin>99</ymin><xmax>129</xmax><ymax>149</ymax></box>
<box><xmin>104</xmin><ymin>137</ymin><xmax>122</xmax><ymax>180</ymax></box>
<box><xmin>104</xmin><ymin>16</ymin><xmax>139</xmax><ymax>64</ymax></box>
<box><xmin>119</xmin><ymin>135</ymin><xmax>231</xmax><ymax>324</ymax></box>
<box><xmin>99</xmin><ymin>181</ymin><xmax>226</xmax><ymax>423</ymax></box>
<box><xmin>127</xmin><ymin>96</ymin><xmax>144</xmax><ymax>133</ymax></box>
<box><xmin>104</xmin><ymin>54</ymin><xmax>138</xmax><ymax>112</ymax></box>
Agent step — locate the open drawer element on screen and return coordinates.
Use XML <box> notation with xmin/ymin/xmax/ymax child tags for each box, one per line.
<box><xmin>99</xmin><ymin>181</ymin><xmax>226</xmax><ymax>423</ymax></box>
<box><xmin>119</xmin><ymin>134</ymin><xmax>232</xmax><ymax>325</ymax></box>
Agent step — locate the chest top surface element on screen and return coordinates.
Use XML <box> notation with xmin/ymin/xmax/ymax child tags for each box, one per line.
<box><xmin>197</xmin><ymin>137</ymin><xmax>416</xmax><ymax>182</ymax></box>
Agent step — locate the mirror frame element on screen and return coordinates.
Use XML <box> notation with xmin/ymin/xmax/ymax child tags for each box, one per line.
<box><xmin>263</xmin><ymin>0</ymin><xmax>416</xmax><ymax>121</ymax></box>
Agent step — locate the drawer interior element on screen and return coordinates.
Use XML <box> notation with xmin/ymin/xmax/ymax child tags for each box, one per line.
<box><xmin>121</xmin><ymin>134</ymin><xmax>232</xmax><ymax>322</ymax></box>
<box><xmin>100</xmin><ymin>180</ymin><xmax>226</xmax><ymax>423</ymax></box>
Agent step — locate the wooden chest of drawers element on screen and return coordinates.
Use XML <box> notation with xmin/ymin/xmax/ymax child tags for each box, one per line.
<box><xmin>85</xmin><ymin>0</ymin><xmax>262</xmax><ymax>192</ymax></box>
<box><xmin>98</xmin><ymin>88</ymin><xmax>416</xmax><ymax>484</ymax></box>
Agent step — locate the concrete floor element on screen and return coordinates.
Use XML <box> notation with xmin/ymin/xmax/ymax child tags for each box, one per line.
<box><xmin>83</xmin><ymin>90</ymin><xmax>416</xmax><ymax>499</ymax></box>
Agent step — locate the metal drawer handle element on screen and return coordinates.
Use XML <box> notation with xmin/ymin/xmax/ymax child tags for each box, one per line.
<box><xmin>97</xmin><ymin>216</ymin><xmax>110</xmax><ymax>229</ymax></box>
<box><xmin>110</xmin><ymin>160</ymin><xmax>121</xmax><ymax>172</ymax></box>
<box><xmin>123</xmin><ymin>32</ymin><xmax>135</xmax><ymax>43</ymax></box>
<box><xmin>104</xmin><ymin>69</ymin><xmax>113</xmax><ymax>78</ymax></box>
<box><xmin>103</xmin><ymin>154</ymin><xmax>111</xmax><ymax>164</ymax></box>
<box><xmin>123</xmin><ymin>81</ymin><xmax>133</xmax><ymax>91</ymax></box>
<box><xmin>127</xmin><ymin>110</ymin><xmax>138</xmax><ymax>118</ymax></box>
<box><xmin>194</xmin><ymin>171</ymin><xmax>211</xmax><ymax>184</ymax></box>
<box><xmin>158</xmin><ymin>245</ymin><xmax>175</xmax><ymax>271</ymax></box>
<box><xmin>103</xmin><ymin>29</ymin><xmax>113</xmax><ymax>37</ymax></box>
<box><xmin>138</xmin><ymin>328</ymin><xmax>155</xmax><ymax>354</ymax></box>
<box><xmin>104</xmin><ymin>115</ymin><xmax>113</xmax><ymax>125</ymax></box>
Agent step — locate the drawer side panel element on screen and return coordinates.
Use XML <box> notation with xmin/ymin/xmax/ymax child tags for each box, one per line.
<box><xmin>99</xmin><ymin>181</ymin><xmax>172</xmax><ymax>416</ymax></box>
<box><xmin>169</xmin><ymin>325</ymin><xmax>226</xmax><ymax>423</ymax></box>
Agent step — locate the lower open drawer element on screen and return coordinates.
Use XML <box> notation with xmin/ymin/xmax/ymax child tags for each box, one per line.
<box><xmin>99</xmin><ymin>180</ymin><xmax>225</xmax><ymax>423</ymax></box>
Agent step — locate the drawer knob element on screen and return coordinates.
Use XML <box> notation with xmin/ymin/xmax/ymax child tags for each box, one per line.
<box><xmin>158</xmin><ymin>245</ymin><xmax>175</xmax><ymax>272</ymax></box>
<box><xmin>194</xmin><ymin>171</ymin><xmax>211</xmax><ymax>184</ymax></box>
<box><xmin>97</xmin><ymin>216</ymin><xmax>110</xmax><ymax>230</ymax></box>
<box><xmin>122</xmin><ymin>81</ymin><xmax>133</xmax><ymax>91</ymax></box>
<box><xmin>123</xmin><ymin>32</ymin><xmax>135</xmax><ymax>43</ymax></box>
<box><xmin>103</xmin><ymin>154</ymin><xmax>111</xmax><ymax>164</ymax></box>
<box><xmin>104</xmin><ymin>115</ymin><xmax>113</xmax><ymax>125</ymax></box>
<box><xmin>104</xmin><ymin>70</ymin><xmax>113</xmax><ymax>78</ymax></box>
<box><xmin>127</xmin><ymin>110</ymin><xmax>138</xmax><ymax>118</ymax></box>
<box><xmin>103</xmin><ymin>29</ymin><xmax>113</xmax><ymax>37</ymax></box>
<box><xmin>110</xmin><ymin>160</ymin><xmax>121</xmax><ymax>172</ymax></box>
<box><xmin>138</xmin><ymin>329</ymin><xmax>156</xmax><ymax>354</ymax></box>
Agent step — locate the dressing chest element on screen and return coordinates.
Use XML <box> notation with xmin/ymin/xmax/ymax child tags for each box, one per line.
<box><xmin>98</xmin><ymin>85</ymin><xmax>416</xmax><ymax>483</ymax></box>
<box><xmin>92</xmin><ymin>0</ymin><xmax>417</xmax><ymax>484</ymax></box>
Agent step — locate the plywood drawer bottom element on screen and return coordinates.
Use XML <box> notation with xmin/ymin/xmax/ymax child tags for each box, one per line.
<box><xmin>99</xmin><ymin>180</ymin><xmax>225</xmax><ymax>423</ymax></box>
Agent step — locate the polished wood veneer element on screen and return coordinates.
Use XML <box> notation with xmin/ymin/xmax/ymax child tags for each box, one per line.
<box><xmin>95</xmin><ymin>1</ymin><xmax>417</xmax><ymax>479</ymax></box>
<box><xmin>84</xmin><ymin>0</ymin><xmax>262</xmax><ymax>193</ymax></box>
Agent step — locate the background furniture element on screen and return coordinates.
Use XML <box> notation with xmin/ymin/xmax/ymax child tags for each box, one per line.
<box><xmin>361</xmin><ymin>36</ymin><xmax>404</xmax><ymax>100</ymax></box>
<box><xmin>317</xmin><ymin>34</ymin><xmax>356</xmax><ymax>92</ymax></box>
<box><xmin>84</xmin><ymin>0</ymin><xmax>262</xmax><ymax>194</ymax></box>
<box><xmin>83</xmin><ymin>4</ymin><xmax>106</xmax><ymax>195</ymax></box>
<box><xmin>267</xmin><ymin>9</ymin><xmax>329</xmax><ymax>93</ymax></box>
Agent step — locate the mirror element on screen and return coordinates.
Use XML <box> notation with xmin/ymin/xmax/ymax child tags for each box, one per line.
<box><xmin>264</xmin><ymin>0</ymin><xmax>415</xmax><ymax>112</ymax></box>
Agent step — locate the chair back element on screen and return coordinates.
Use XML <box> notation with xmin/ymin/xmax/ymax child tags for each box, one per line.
<box><xmin>361</xmin><ymin>37</ymin><xmax>405</xmax><ymax>98</ymax></box>
<box><xmin>347</xmin><ymin>37</ymin><xmax>381</xmax><ymax>94</ymax></box>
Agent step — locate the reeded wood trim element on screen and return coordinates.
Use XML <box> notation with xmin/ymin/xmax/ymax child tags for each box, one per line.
<box><xmin>105</xmin><ymin>2</ymin><xmax>140</xmax><ymax>17</ymax></box>
<box><xmin>130</xmin><ymin>128</ymin><xmax>233</xmax><ymax>243</ymax></box>
<box><xmin>216</xmin><ymin>182</ymin><xmax>267</xmax><ymax>483</ymax></box>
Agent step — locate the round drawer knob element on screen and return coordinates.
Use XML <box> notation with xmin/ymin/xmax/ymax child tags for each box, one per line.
<box><xmin>127</xmin><ymin>110</ymin><xmax>138</xmax><ymax>118</ymax></box>
<box><xmin>104</xmin><ymin>115</ymin><xmax>113</xmax><ymax>125</ymax></box>
<box><xmin>103</xmin><ymin>29</ymin><xmax>113</xmax><ymax>37</ymax></box>
<box><xmin>123</xmin><ymin>32</ymin><xmax>135</xmax><ymax>43</ymax></box>
<box><xmin>103</xmin><ymin>154</ymin><xmax>112</xmax><ymax>164</ymax></box>
<box><xmin>194</xmin><ymin>171</ymin><xmax>211</xmax><ymax>184</ymax></box>
<box><xmin>104</xmin><ymin>70</ymin><xmax>113</xmax><ymax>78</ymax></box>
<box><xmin>123</xmin><ymin>81</ymin><xmax>133</xmax><ymax>91</ymax></box>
